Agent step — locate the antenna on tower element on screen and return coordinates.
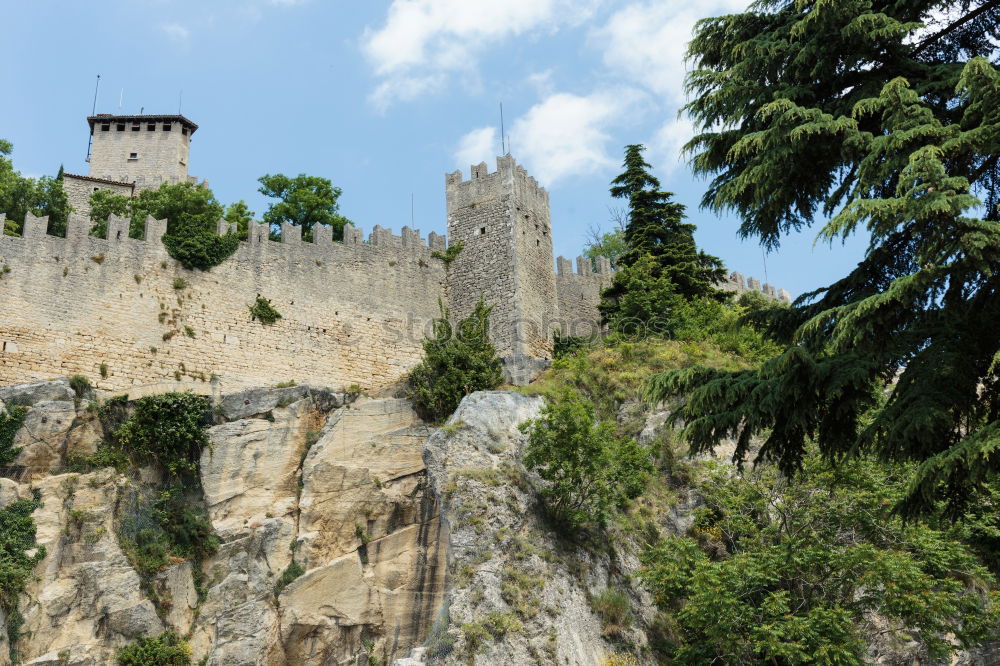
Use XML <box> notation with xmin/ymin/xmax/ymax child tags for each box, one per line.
<box><xmin>761</xmin><ymin>247</ymin><xmax>769</xmax><ymax>286</ymax></box>
<box><xmin>411</xmin><ymin>193</ymin><xmax>415</xmax><ymax>227</ymax></box>
<box><xmin>499</xmin><ymin>102</ymin><xmax>507</xmax><ymax>154</ymax></box>
<box><xmin>178</xmin><ymin>90</ymin><xmax>183</xmax><ymax>114</ymax></box>
<box><xmin>86</xmin><ymin>74</ymin><xmax>101</xmax><ymax>161</ymax></box>
<box><xmin>119</xmin><ymin>88</ymin><xmax>124</xmax><ymax>110</ymax></box>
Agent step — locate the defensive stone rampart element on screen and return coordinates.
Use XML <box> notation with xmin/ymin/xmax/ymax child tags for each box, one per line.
<box><xmin>0</xmin><ymin>212</ymin><xmax>447</xmax><ymax>393</ymax></box>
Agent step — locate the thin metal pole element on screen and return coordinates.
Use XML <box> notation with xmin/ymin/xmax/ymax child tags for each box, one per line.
<box><xmin>500</xmin><ymin>102</ymin><xmax>506</xmax><ymax>154</ymax></box>
<box><xmin>86</xmin><ymin>74</ymin><xmax>101</xmax><ymax>160</ymax></box>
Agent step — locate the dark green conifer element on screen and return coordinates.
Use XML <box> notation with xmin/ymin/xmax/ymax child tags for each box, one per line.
<box><xmin>600</xmin><ymin>145</ymin><xmax>727</xmax><ymax>330</ymax></box>
<box><xmin>648</xmin><ymin>0</ymin><xmax>1000</xmax><ymax>514</ymax></box>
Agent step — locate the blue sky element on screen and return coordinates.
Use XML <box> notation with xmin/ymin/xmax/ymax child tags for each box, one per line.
<box><xmin>1</xmin><ymin>0</ymin><xmax>869</xmax><ymax>297</ymax></box>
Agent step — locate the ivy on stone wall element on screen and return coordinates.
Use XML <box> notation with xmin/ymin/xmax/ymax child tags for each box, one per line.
<box><xmin>0</xmin><ymin>492</ymin><xmax>46</xmax><ymax>663</ymax></box>
<box><xmin>0</xmin><ymin>405</ymin><xmax>27</xmax><ymax>467</ymax></box>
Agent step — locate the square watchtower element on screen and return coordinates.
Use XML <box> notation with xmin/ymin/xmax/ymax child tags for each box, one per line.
<box><xmin>445</xmin><ymin>155</ymin><xmax>558</xmax><ymax>371</ymax></box>
<box><xmin>86</xmin><ymin>114</ymin><xmax>198</xmax><ymax>189</ymax></box>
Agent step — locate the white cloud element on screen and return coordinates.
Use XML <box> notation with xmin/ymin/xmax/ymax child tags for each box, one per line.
<box><xmin>454</xmin><ymin>127</ymin><xmax>499</xmax><ymax>169</ymax></box>
<box><xmin>363</xmin><ymin>0</ymin><xmax>599</xmax><ymax>109</ymax></box>
<box><xmin>651</xmin><ymin>116</ymin><xmax>695</xmax><ymax>174</ymax></box>
<box><xmin>595</xmin><ymin>0</ymin><xmax>748</xmax><ymax>103</ymax></box>
<box><xmin>161</xmin><ymin>22</ymin><xmax>191</xmax><ymax>43</ymax></box>
<box><xmin>508</xmin><ymin>89</ymin><xmax>641</xmax><ymax>185</ymax></box>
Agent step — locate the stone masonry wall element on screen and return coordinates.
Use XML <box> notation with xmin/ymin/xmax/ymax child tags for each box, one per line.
<box><xmin>62</xmin><ymin>175</ymin><xmax>134</xmax><ymax>223</ymax></box>
<box><xmin>554</xmin><ymin>256</ymin><xmax>613</xmax><ymax>340</ymax></box>
<box><xmin>509</xmin><ymin>159</ymin><xmax>559</xmax><ymax>359</ymax></box>
<box><xmin>445</xmin><ymin>161</ymin><xmax>520</xmax><ymax>357</ymax></box>
<box><xmin>88</xmin><ymin>119</ymin><xmax>192</xmax><ymax>188</ymax></box>
<box><xmin>0</xmin><ymin>213</ymin><xmax>446</xmax><ymax>394</ymax></box>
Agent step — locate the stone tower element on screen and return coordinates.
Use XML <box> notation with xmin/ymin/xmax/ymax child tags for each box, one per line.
<box><xmin>86</xmin><ymin>114</ymin><xmax>198</xmax><ymax>189</ymax></box>
<box><xmin>63</xmin><ymin>114</ymin><xmax>200</xmax><ymax>221</ymax></box>
<box><xmin>445</xmin><ymin>155</ymin><xmax>557</xmax><ymax>380</ymax></box>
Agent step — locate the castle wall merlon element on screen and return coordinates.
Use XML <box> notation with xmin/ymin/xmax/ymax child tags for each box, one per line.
<box><xmin>576</xmin><ymin>256</ymin><xmax>592</xmax><ymax>276</ymax></box>
<box><xmin>144</xmin><ymin>216</ymin><xmax>167</xmax><ymax>243</ymax></box>
<box><xmin>216</xmin><ymin>220</ymin><xmax>237</xmax><ymax>237</ymax></box>
<box><xmin>556</xmin><ymin>256</ymin><xmax>573</xmax><ymax>275</ymax></box>
<box><xmin>344</xmin><ymin>226</ymin><xmax>363</xmax><ymax>245</ymax></box>
<box><xmin>249</xmin><ymin>222</ymin><xmax>268</xmax><ymax>246</ymax></box>
<box><xmin>106</xmin><ymin>215</ymin><xmax>130</xmax><ymax>243</ymax></box>
<box><xmin>22</xmin><ymin>213</ymin><xmax>48</xmax><ymax>240</ymax></box>
<box><xmin>282</xmin><ymin>222</ymin><xmax>301</xmax><ymax>244</ymax></box>
<box><xmin>427</xmin><ymin>232</ymin><xmax>446</xmax><ymax>251</ymax></box>
<box><xmin>67</xmin><ymin>213</ymin><xmax>92</xmax><ymax>241</ymax></box>
<box><xmin>313</xmin><ymin>224</ymin><xmax>333</xmax><ymax>245</ymax></box>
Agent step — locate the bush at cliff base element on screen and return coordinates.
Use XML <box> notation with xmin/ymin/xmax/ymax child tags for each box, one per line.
<box><xmin>408</xmin><ymin>298</ymin><xmax>504</xmax><ymax>422</ymax></box>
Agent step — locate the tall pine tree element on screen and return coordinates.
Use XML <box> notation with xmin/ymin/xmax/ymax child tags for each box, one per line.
<box><xmin>647</xmin><ymin>1</ymin><xmax>1000</xmax><ymax>514</ymax></box>
<box><xmin>600</xmin><ymin>145</ymin><xmax>726</xmax><ymax>331</ymax></box>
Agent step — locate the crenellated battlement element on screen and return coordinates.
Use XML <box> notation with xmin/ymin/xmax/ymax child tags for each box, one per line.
<box><xmin>445</xmin><ymin>155</ymin><xmax>549</xmax><ymax>213</ymax></box>
<box><xmin>723</xmin><ymin>271</ymin><xmax>793</xmax><ymax>304</ymax></box>
<box><xmin>555</xmin><ymin>255</ymin><xmax>614</xmax><ymax>277</ymax></box>
<box><xmin>0</xmin><ymin>212</ymin><xmax>448</xmax><ymax>264</ymax></box>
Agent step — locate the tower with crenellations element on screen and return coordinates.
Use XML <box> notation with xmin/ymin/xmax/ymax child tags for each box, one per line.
<box><xmin>445</xmin><ymin>155</ymin><xmax>560</xmax><ymax>381</ymax></box>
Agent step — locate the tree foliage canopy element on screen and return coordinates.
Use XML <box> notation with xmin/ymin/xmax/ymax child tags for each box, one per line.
<box><xmin>0</xmin><ymin>139</ymin><xmax>71</xmax><ymax>237</ymax></box>
<box><xmin>408</xmin><ymin>299</ymin><xmax>504</xmax><ymax>422</ymax></box>
<box><xmin>89</xmin><ymin>182</ymin><xmax>239</xmax><ymax>270</ymax></box>
<box><xmin>600</xmin><ymin>145</ymin><xmax>727</xmax><ymax>333</ymax></box>
<box><xmin>258</xmin><ymin>173</ymin><xmax>352</xmax><ymax>242</ymax></box>
<box><xmin>641</xmin><ymin>453</ymin><xmax>1000</xmax><ymax>664</ymax></box>
<box><xmin>649</xmin><ymin>0</ymin><xmax>1000</xmax><ymax>514</ymax></box>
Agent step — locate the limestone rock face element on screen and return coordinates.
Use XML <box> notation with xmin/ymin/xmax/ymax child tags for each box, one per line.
<box><xmin>12</xmin><ymin>401</ymin><xmax>76</xmax><ymax>476</ymax></box>
<box><xmin>19</xmin><ymin>469</ymin><xmax>164</xmax><ymax>666</ymax></box>
<box><xmin>414</xmin><ymin>391</ymin><xmax>656</xmax><ymax>666</ymax></box>
<box><xmin>0</xmin><ymin>379</ymin><xmax>74</xmax><ymax>407</ymax></box>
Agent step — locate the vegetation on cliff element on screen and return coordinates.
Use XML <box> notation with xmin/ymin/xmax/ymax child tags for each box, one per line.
<box><xmin>0</xmin><ymin>493</ymin><xmax>46</xmax><ymax>663</ymax></box>
<box><xmin>116</xmin><ymin>631</ymin><xmax>191</xmax><ymax>666</ymax></box>
<box><xmin>408</xmin><ymin>298</ymin><xmax>504</xmax><ymax>422</ymax></box>
<box><xmin>0</xmin><ymin>405</ymin><xmax>28</xmax><ymax>467</ymax></box>
<box><xmin>69</xmin><ymin>393</ymin><xmax>219</xmax><ymax>582</ymax></box>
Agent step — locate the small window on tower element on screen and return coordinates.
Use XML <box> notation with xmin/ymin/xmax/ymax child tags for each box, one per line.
<box><xmin>129</xmin><ymin>152</ymin><xmax>138</xmax><ymax>161</ymax></box>
<box><xmin>163</xmin><ymin>123</ymin><xmax>172</xmax><ymax>131</ymax></box>
<box><xmin>101</xmin><ymin>123</ymin><xmax>110</xmax><ymax>131</ymax></box>
<box><xmin>181</xmin><ymin>127</ymin><xmax>188</xmax><ymax>136</ymax></box>
<box><xmin>131</xmin><ymin>122</ymin><xmax>140</xmax><ymax>131</ymax></box>
<box><xmin>116</xmin><ymin>123</ymin><xmax>125</xmax><ymax>131</ymax></box>
<box><xmin>480</xmin><ymin>227</ymin><xmax>486</xmax><ymax>235</ymax></box>
<box><xmin>147</xmin><ymin>123</ymin><xmax>155</xmax><ymax>131</ymax></box>
<box><xmin>93</xmin><ymin>187</ymin><xmax>99</xmax><ymax>192</ymax></box>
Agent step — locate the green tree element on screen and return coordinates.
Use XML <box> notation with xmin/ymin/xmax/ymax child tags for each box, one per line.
<box><xmin>521</xmin><ymin>391</ymin><xmax>652</xmax><ymax>529</ymax></box>
<box><xmin>0</xmin><ymin>139</ymin><xmax>71</xmax><ymax>237</ymax></box>
<box><xmin>648</xmin><ymin>1</ymin><xmax>1000</xmax><ymax>514</ymax></box>
<box><xmin>224</xmin><ymin>200</ymin><xmax>255</xmax><ymax>240</ymax></box>
<box><xmin>258</xmin><ymin>173</ymin><xmax>352</xmax><ymax>242</ymax></box>
<box><xmin>408</xmin><ymin>299</ymin><xmax>504</xmax><ymax>422</ymax></box>
<box><xmin>600</xmin><ymin>145</ymin><xmax>726</xmax><ymax>329</ymax></box>
<box><xmin>641</xmin><ymin>454</ymin><xmax>1000</xmax><ymax>664</ymax></box>
<box><xmin>88</xmin><ymin>183</ymin><xmax>238</xmax><ymax>271</ymax></box>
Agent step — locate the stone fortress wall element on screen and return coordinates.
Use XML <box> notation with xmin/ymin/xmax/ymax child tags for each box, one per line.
<box><xmin>1</xmin><ymin>113</ymin><xmax>792</xmax><ymax>393</ymax></box>
<box><xmin>0</xmin><ymin>212</ymin><xmax>447</xmax><ymax>393</ymax></box>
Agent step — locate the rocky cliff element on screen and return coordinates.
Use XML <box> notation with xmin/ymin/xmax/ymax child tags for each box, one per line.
<box><xmin>0</xmin><ymin>380</ymin><xmax>640</xmax><ymax>666</ymax></box>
